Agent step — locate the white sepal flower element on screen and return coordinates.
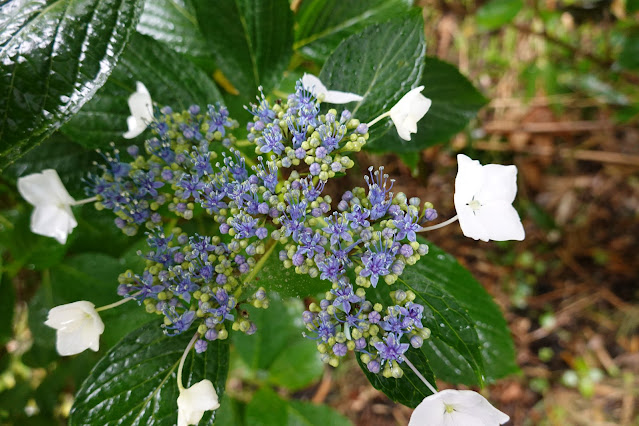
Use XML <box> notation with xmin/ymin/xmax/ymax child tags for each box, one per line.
<box><xmin>409</xmin><ymin>389</ymin><xmax>510</xmax><ymax>426</ymax></box>
<box><xmin>301</xmin><ymin>74</ymin><xmax>363</xmax><ymax>104</ymax></box>
<box><xmin>454</xmin><ymin>154</ymin><xmax>525</xmax><ymax>242</ymax></box>
<box><xmin>17</xmin><ymin>169</ymin><xmax>78</xmax><ymax>244</ymax></box>
<box><xmin>123</xmin><ymin>81</ymin><xmax>153</xmax><ymax>139</ymax></box>
<box><xmin>177</xmin><ymin>380</ymin><xmax>220</xmax><ymax>426</ymax></box>
<box><xmin>44</xmin><ymin>301</ymin><xmax>105</xmax><ymax>356</ymax></box>
<box><xmin>389</xmin><ymin>85</ymin><xmax>432</xmax><ymax>141</ymax></box>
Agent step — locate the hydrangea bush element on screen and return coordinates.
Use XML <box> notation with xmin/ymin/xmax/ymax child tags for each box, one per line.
<box><xmin>1</xmin><ymin>1</ymin><xmax>523</xmax><ymax>424</ymax></box>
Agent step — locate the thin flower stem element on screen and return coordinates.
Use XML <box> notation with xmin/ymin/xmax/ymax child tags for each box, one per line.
<box><xmin>95</xmin><ymin>292</ymin><xmax>140</xmax><ymax>312</ymax></box>
<box><xmin>403</xmin><ymin>357</ymin><xmax>438</xmax><ymax>395</ymax></box>
<box><xmin>177</xmin><ymin>332</ymin><xmax>200</xmax><ymax>391</ymax></box>
<box><xmin>367</xmin><ymin>111</ymin><xmax>391</xmax><ymax>128</ymax></box>
<box><xmin>71</xmin><ymin>196</ymin><xmax>98</xmax><ymax>206</ymax></box>
<box><xmin>420</xmin><ymin>215</ymin><xmax>458</xmax><ymax>232</ymax></box>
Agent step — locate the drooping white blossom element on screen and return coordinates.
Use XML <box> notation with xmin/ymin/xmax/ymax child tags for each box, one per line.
<box><xmin>177</xmin><ymin>380</ymin><xmax>220</xmax><ymax>426</ymax></box>
<box><xmin>409</xmin><ymin>389</ymin><xmax>510</xmax><ymax>426</ymax></box>
<box><xmin>454</xmin><ymin>154</ymin><xmax>525</xmax><ymax>242</ymax></box>
<box><xmin>17</xmin><ymin>169</ymin><xmax>78</xmax><ymax>244</ymax></box>
<box><xmin>301</xmin><ymin>74</ymin><xmax>363</xmax><ymax>104</ymax></box>
<box><xmin>123</xmin><ymin>81</ymin><xmax>154</xmax><ymax>139</ymax></box>
<box><xmin>389</xmin><ymin>86</ymin><xmax>432</xmax><ymax>141</ymax></box>
<box><xmin>44</xmin><ymin>301</ymin><xmax>105</xmax><ymax>356</ymax></box>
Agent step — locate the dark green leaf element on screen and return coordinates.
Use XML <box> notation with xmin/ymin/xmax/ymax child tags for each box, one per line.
<box><xmin>0</xmin><ymin>0</ymin><xmax>144</xmax><ymax>168</ymax></box>
<box><xmin>245</xmin><ymin>387</ymin><xmax>288</xmax><ymax>426</ymax></box>
<box><xmin>294</xmin><ymin>0</ymin><xmax>414</xmax><ymax>62</ymax></box>
<box><xmin>618</xmin><ymin>33</ymin><xmax>639</xmax><ymax>70</ymax></box>
<box><xmin>2</xmin><ymin>132</ymin><xmax>98</xmax><ymax>197</ymax></box>
<box><xmin>476</xmin><ymin>0</ymin><xmax>523</xmax><ymax>30</ymax></box>
<box><xmin>193</xmin><ymin>0</ymin><xmax>294</xmax><ymax>97</ymax></box>
<box><xmin>62</xmin><ymin>32</ymin><xmax>224</xmax><ymax>149</ymax></box>
<box><xmin>137</xmin><ymin>0</ymin><xmax>209</xmax><ymax>56</ymax></box>
<box><xmin>409</xmin><ymin>239</ymin><xmax>518</xmax><ymax>383</ymax></box>
<box><xmin>70</xmin><ymin>322</ymin><xmax>230</xmax><ymax>425</ymax></box>
<box><xmin>286</xmin><ymin>400</ymin><xmax>352</xmax><ymax>426</ymax></box>
<box><xmin>366</xmin><ymin>57</ymin><xmax>487</xmax><ymax>153</ymax></box>
<box><xmin>319</xmin><ymin>12</ymin><xmax>426</xmax><ymax>143</ymax></box>
<box><xmin>252</xmin><ymin>241</ymin><xmax>331</xmax><ymax>298</ymax></box>
<box><xmin>214</xmin><ymin>394</ymin><xmax>247</xmax><ymax>426</ymax></box>
<box><xmin>357</xmin><ymin>348</ymin><xmax>435</xmax><ymax>408</ymax></box>
<box><xmin>0</xmin><ymin>272</ymin><xmax>15</xmax><ymax>344</ymax></box>
<box><xmin>267</xmin><ymin>339</ymin><xmax>324</xmax><ymax>391</ymax></box>
<box><xmin>234</xmin><ymin>295</ymin><xmax>322</xmax><ymax>384</ymax></box>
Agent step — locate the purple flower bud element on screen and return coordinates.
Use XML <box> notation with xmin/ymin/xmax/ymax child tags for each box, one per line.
<box><xmin>367</xmin><ymin>360</ymin><xmax>380</xmax><ymax>373</ymax></box>
<box><xmin>400</xmin><ymin>244</ymin><xmax>413</xmax><ymax>257</ymax></box>
<box><xmin>255</xmin><ymin>121</ymin><xmax>265</xmax><ymax>131</ymax></box>
<box><xmin>325</xmin><ymin>113</ymin><xmax>336</xmax><ymax>124</ymax></box>
<box><xmin>189</xmin><ymin>105</ymin><xmax>201</xmax><ymax>115</ymax></box>
<box><xmin>174</xmin><ymin>252</ymin><xmax>185</xmax><ymax>263</ymax></box>
<box><xmin>161</xmin><ymin>169</ymin><xmax>173</xmax><ymax>180</ymax></box>
<box><xmin>255</xmin><ymin>289</ymin><xmax>266</xmax><ymax>300</ymax></box>
<box><xmin>219</xmin><ymin>223</ymin><xmax>230</xmax><ymax>234</ymax></box>
<box><xmin>176</xmin><ymin>203</ymin><xmax>187</xmax><ymax>213</ymax></box>
<box><xmin>161</xmin><ymin>106</ymin><xmax>173</xmax><ymax>115</ymax></box>
<box><xmin>195</xmin><ymin>339</ymin><xmax>208</xmax><ymax>353</ymax></box>
<box><xmin>356</xmin><ymin>123</ymin><xmax>368</xmax><ymax>134</ymax></box>
<box><xmin>410</xmin><ymin>335</ymin><xmax>423</xmax><ymax>348</ymax></box>
<box><xmin>309</xmin><ymin>163</ymin><xmax>320</xmax><ymax>176</ymax></box>
<box><xmin>279</xmin><ymin>250</ymin><xmax>287</xmax><ymax>261</ymax></box>
<box><xmin>248</xmin><ymin>175</ymin><xmax>259</xmax><ymax>185</ymax></box>
<box><xmin>302</xmin><ymin>311</ymin><xmax>314</xmax><ymax>323</ymax></box>
<box><xmin>424</xmin><ymin>208</ymin><xmax>438</xmax><ymax>221</ymax></box>
<box><xmin>295</xmin><ymin>147</ymin><xmax>306</xmax><ymax>159</ymax></box>
<box><xmin>216</xmin><ymin>274</ymin><xmax>227</xmax><ymax>284</ymax></box>
<box><xmin>151</xmin><ymin>213</ymin><xmax>162</xmax><ymax>223</ymax></box>
<box><xmin>320</xmin><ymin>202</ymin><xmax>330</xmax><ymax>213</ymax></box>
<box><xmin>387</xmin><ymin>205</ymin><xmax>401</xmax><ymax>217</ymax></box>
<box><xmin>269</xmin><ymin>207</ymin><xmax>280</xmax><ymax>218</ymax></box>
<box><xmin>292</xmin><ymin>253</ymin><xmax>304</xmax><ymax>266</ymax></box>
<box><xmin>291</xmin><ymin>180</ymin><xmax>302</xmax><ymax>190</ymax></box>
<box><xmin>256</xmin><ymin>227</ymin><xmax>268</xmax><ymax>239</ymax></box>
<box><xmin>127</xmin><ymin>145</ymin><xmax>139</xmax><ymax>157</ymax></box>
<box><xmin>311</xmin><ymin>207</ymin><xmax>322</xmax><ymax>217</ymax></box>
<box><xmin>117</xmin><ymin>284</ymin><xmax>129</xmax><ymax>296</ymax></box>
<box><xmin>320</xmin><ymin>299</ymin><xmax>330</xmax><ymax>310</ymax></box>
<box><xmin>115</xmin><ymin>217</ymin><xmax>126</xmax><ymax>229</ymax></box>
<box><xmin>337</xmin><ymin>200</ymin><xmax>349</xmax><ymax>211</ymax></box>
<box><xmin>368</xmin><ymin>311</ymin><xmax>381</xmax><ymax>323</ymax></box>
<box><xmin>205</xmin><ymin>329</ymin><xmax>218</xmax><ymax>340</ymax></box>
<box><xmin>331</xmin><ymin>162</ymin><xmax>342</xmax><ymax>172</ymax></box>
<box><xmin>316</xmin><ymin>146</ymin><xmax>327</xmax><ymax>159</ymax></box>
<box><xmin>178</xmin><ymin>234</ymin><xmax>188</xmax><ymax>244</ymax></box>
<box><xmin>355</xmin><ymin>338</ymin><xmax>367</xmax><ymax>350</ymax></box>
<box><xmin>391</xmin><ymin>262</ymin><xmax>404</xmax><ymax>275</ymax></box>
<box><xmin>246</xmin><ymin>122</ymin><xmax>254</xmax><ymax>131</ymax></box>
<box><xmin>258</xmin><ymin>203</ymin><xmax>269</xmax><ymax>214</ymax></box>
<box><xmin>239</xmin><ymin>263</ymin><xmax>250</xmax><ymax>274</ymax></box>
<box><xmin>333</xmin><ymin>342</ymin><xmax>347</xmax><ymax>357</ymax></box>
<box><xmin>341</xmin><ymin>110</ymin><xmax>351</xmax><ymax>122</ymax></box>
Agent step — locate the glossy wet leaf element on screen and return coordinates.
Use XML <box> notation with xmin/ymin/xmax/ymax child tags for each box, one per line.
<box><xmin>137</xmin><ymin>0</ymin><xmax>209</xmax><ymax>56</ymax></box>
<box><xmin>192</xmin><ymin>0</ymin><xmax>294</xmax><ymax>96</ymax></box>
<box><xmin>63</xmin><ymin>33</ymin><xmax>224</xmax><ymax>148</ymax></box>
<box><xmin>366</xmin><ymin>56</ymin><xmax>487</xmax><ymax>153</ymax></box>
<box><xmin>294</xmin><ymin>0</ymin><xmax>414</xmax><ymax>62</ymax></box>
<box><xmin>319</xmin><ymin>11</ymin><xmax>425</xmax><ymax>143</ymax></box>
<box><xmin>357</xmin><ymin>347</ymin><xmax>436</xmax><ymax>408</ymax></box>
<box><xmin>0</xmin><ymin>0</ymin><xmax>144</xmax><ymax>168</ymax></box>
<box><xmin>70</xmin><ymin>322</ymin><xmax>230</xmax><ymax>425</ymax></box>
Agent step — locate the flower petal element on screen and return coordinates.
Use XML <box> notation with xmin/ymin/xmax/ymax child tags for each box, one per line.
<box><xmin>302</xmin><ymin>73</ymin><xmax>328</xmax><ymax>97</ymax></box>
<box><xmin>30</xmin><ymin>205</ymin><xmax>77</xmax><ymax>244</ymax></box>
<box><xmin>123</xmin><ymin>81</ymin><xmax>153</xmax><ymax>139</ymax></box>
<box><xmin>440</xmin><ymin>390</ymin><xmax>510</xmax><ymax>425</ymax></box>
<box><xmin>477</xmin><ymin>164</ymin><xmax>518</xmax><ymax>204</ymax></box>
<box><xmin>476</xmin><ymin>202</ymin><xmax>525</xmax><ymax>241</ymax></box>
<box><xmin>454</xmin><ymin>154</ymin><xmax>484</xmax><ymax>204</ymax></box>
<box><xmin>409</xmin><ymin>393</ymin><xmax>446</xmax><ymax>425</ymax></box>
<box><xmin>454</xmin><ymin>203</ymin><xmax>490</xmax><ymax>242</ymax></box>
<box><xmin>389</xmin><ymin>86</ymin><xmax>431</xmax><ymax>141</ymax></box>
<box><xmin>177</xmin><ymin>379</ymin><xmax>220</xmax><ymax>425</ymax></box>
<box><xmin>324</xmin><ymin>89</ymin><xmax>364</xmax><ymax>104</ymax></box>
<box><xmin>17</xmin><ymin>169</ymin><xmax>75</xmax><ymax>206</ymax></box>
<box><xmin>45</xmin><ymin>301</ymin><xmax>104</xmax><ymax>356</ymax></box>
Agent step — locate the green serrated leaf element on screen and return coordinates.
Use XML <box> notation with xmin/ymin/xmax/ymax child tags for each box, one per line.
<box><xmin>319</xmin><ymin>11</ymin><xmax>426</xmax><ymax>143</ymax></box>
<box><xmin>294</xmin><ymin>0</ymin><xmax>414</xmax><ymax>62</ymax></box>
<box><xmin>0</xmin><ymin>0</ymin><xmax>144</xmax><ymax>168</ymax></box>
<box><xmin>357</xmin><ymin>347</ymin><xmax>435</xmax><ymax>408</ymax></box>
<box><xmin>137</xmin><ymin>0</ymin><xmax>209</xmax><ymax>56</ymax></box>
<box><xmin>476</xmin><ymin>0</ymin><xmax>523</xmax><ymax>30</ymax></box>
<box><xmin>193</xmin><ymin>0</ymin><xmax>294</xmax><ymax>97</ymax></box>
<box><xmin>70</xmin><ymin>322</ymin><xmax>230</xmax><ymax>425</ymax></box>
<box><xmin>62</xmin><ymin>32</ymin><xmax>224</xmax><ymax>149</ymax></box>
<box><xmin>366</xmin><ymin>56</ymin><xmax>487</xmax><ymax>153</ymax></box>
<box><xmin>410</xmin><ymin>239</ymin><xmax>518</xmax><ymax>383</ymax></box>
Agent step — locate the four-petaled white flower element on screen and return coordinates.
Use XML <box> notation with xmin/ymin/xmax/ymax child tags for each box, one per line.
<box><xmin>44</xmin><ymin>301</ymin><xmax>105</xmax><ymax>356</ymax></box>
<box><xmin>390</xmin><ymin>85</ymin><xmax>432</xmax><ymax>141</ymax></box>
<box><xmin>301</xmin><ymin>74</ymin><xmax>364</xmax><ymax>104</ymax></box>
<box><xmin>177</xmin><ymin>379</ymin><xmax>220</xmax><ymax>426</ymax></box>
<box><xmin>17</xmin><ymin>169</ymin><xmax>78</xmax><ymax>244</ymax></box>
<box><xmin>123</xmin><ymin>81</ymin><xmax>154</xmax><ymax>139</ymax></box>
<box><xmin>454</xmin><ymin>154</ymin><xmax>525</xmax><ymax>242</ymax></box>
<box><xmin>409</xmin><ymin>389</ymin><xmax>510</xmax><ymax>426</ymax></box>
